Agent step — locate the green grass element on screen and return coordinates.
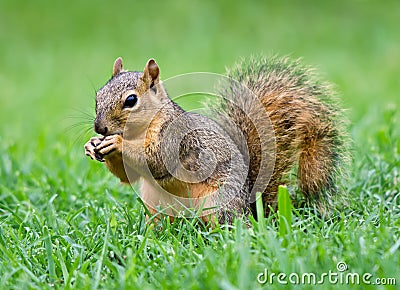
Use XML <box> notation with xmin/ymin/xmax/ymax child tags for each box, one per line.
<box><xmin>1</xmin><ymin>1</ymin><xmax>399</xmax><ymax>289</ymax></box>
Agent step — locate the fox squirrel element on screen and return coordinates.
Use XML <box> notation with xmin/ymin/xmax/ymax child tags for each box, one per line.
<box><xmin>84</xmin><ymin>55</ymin><xmax>347</xmax><ymax>224</ymax></box>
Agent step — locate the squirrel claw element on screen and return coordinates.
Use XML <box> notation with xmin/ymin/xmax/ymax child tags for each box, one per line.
<box><xmin>85</xmin><ymin>137</ymin><xmax>105</xmax><ymax>162</ymax></box>
<box><xmin>94</xmin><ymin>153</ymin><xmax>105</xmax><ymax>162</ymax></box>
<box><xmin>94</xmin><ymin>135</ymin><xmax>122</xmax><ymax>159</ymax></box>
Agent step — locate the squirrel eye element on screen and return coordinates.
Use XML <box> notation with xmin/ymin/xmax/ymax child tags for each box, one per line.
<box><xmin>123</xmin><ymin>94</ymin><xmax>138</xmax><ymax>108</ymax></box>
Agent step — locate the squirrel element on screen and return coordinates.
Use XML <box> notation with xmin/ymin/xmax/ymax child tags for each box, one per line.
<box><xmin>84</xmin><ymin>55</ymin><xmax>347</xmax><ymax>224</ymax></box>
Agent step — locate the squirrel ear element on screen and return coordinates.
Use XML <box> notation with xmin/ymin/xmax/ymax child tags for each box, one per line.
<box><xmin>143</xmin><ymin>59</ymin><xmax>160</xmax><ymax>86</ymax></box>
<box><xmin>112</xmin><ymin>57</ymin><xmax>124</xmax><ymax>77</ymax></box>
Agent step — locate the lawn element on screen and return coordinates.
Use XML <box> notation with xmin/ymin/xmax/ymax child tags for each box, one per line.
<box><xmin>0</xmin><ymin>1</ymin><xmax>399</xmax><ymax>289</ymax></box>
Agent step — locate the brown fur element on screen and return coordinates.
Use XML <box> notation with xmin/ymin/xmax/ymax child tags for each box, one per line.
<box><xmin>221</xmin><ymin>56</ymin><xmax>347</xmax><ymax>215</ymax></box>
<box><xmin>85</xmin><ymin>55</ymin><xmax>347</xmax><ymax>223</ymax></box>
<box><xmin>105</xmin><ymin>155</ymin><xmax>129</xmax><ymax>183</ymax></box>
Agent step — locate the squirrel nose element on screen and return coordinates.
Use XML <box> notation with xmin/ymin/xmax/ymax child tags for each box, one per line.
<box><xmin>94</xmin><ymin>119</ymin><xmax>108</xmax><ymax>135</ymax></box>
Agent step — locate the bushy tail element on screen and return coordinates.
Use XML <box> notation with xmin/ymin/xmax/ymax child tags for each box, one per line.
<box><xmin>217</xmin><ymin>55</ymin><xmax>349</xmax><ymax>214</ymax></box>
<box><xmin>297</xmin><ymin>113</ymin><xmax>347</xmax><ymax>210</ymax></box>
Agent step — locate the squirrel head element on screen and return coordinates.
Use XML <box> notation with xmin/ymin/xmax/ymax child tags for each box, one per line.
<box><xmin>94</xmin><ymin>57</ymin><xmax>169</xmax><ymax>138</ymax></box>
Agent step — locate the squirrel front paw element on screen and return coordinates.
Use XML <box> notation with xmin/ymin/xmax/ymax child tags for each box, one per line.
<box><xmin>85</xmin><ymin>137</ymin><xmax>105</xmax><ymax>162</ymax></box>
<box><xmin>94</xmin><ymin>134</ymin><xmax>123</xmax><ymax>160</ymax></box>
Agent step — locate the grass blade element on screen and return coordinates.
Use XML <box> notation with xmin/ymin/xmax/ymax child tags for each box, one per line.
<box><xmin>255</xmin><ymin>192</ymin><xmax>265</xmax><ymax>231</ymax></box>
<box><xmin>278</xmin><ymin>185</ymin><xmax>292</xmax><ymax>240</ymax></box>
<box><xmin>92</xmin><ymin>222</ymin><xmax>110</xmax><ymax>290</ymax></box>
<box><xmin>43</xmin><ymin>226</ymin><xmax>56</xmax><ymax>283</ymax></box>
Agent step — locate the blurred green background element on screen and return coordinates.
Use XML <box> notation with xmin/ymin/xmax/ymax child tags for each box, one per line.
<box><xmin>0</xmin><ymin>0</ymin><xmax>399</xmax><ymax>143</ymax></box>
<box><xmin>0</xmin><ymin>2</ymin><xmax>399</xmax><ymax>288</ymax></box>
